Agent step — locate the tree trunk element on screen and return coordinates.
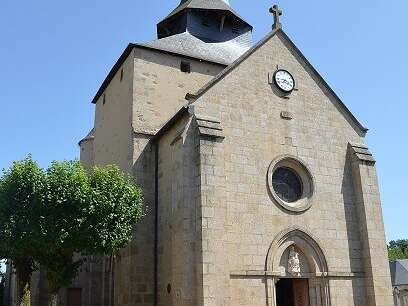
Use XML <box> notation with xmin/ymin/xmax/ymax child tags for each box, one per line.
<box><xmin>48</xmin><ymin>293</ymin><xmax>58</xmax><ymax>306</ymax></box>
<box><xmin>110</xmin><ymin>255</ymin><xmax>114</xmax><ymax>306</ymax></box>
<box><xmin>15</xmin><ymin>276</ymin><xmax>26</xmax><ymax>306</ymax></box>
<box><xmin>14</xmin><ymin>261</ymin><xmax>32</xmax><ymax>306</ymax></box>
<box><xmin>16</xmin><ymin>283</ymin><xmax>30</xmax><ymax>306</ymax></box>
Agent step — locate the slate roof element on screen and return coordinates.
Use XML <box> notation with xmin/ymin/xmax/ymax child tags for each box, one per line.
<box><xmin>390</xmin><ymin>260</ymin><xmax>408</xmax><ymax>286</ymax></box>
<box><xmin>160</xmin><ymin>0</ymin><xmax>250</xmax><ymax>27</ymax></box>
<box><xmin>78</xmin><ymin>128</ymin><xmax>94</xmax><ymax>145</ymax></box>
<box><xmin>142</xmin><ymin>32</ymin><xmax>249</xmax><ymax>66</ymax></box>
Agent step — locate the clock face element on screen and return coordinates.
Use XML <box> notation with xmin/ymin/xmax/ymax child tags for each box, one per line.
<box><xmin>274</xmin><ymin>69</ymin><xmax>295</xmax><ymax>93</ymax></box>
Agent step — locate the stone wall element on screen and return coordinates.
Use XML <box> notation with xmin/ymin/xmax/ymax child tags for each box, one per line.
<box><xmin>79</xmin><ymin>131</ymin><xmax>94</xmax><ymax>171</ymax></box>
<box><xmin>47</xmin><ymin>44</ymin><xmax>222</xmax><ymax>306</ymax></box>
<box><xmin>93</xmin><ymin>50</ymin><xmax>135</xmax><ymax>172</ymax></box>
<box><xmin>132</xmin><ymin>48</ymin><xmax>224</xmax><ymax>134</ymax></box>
<box><xmin>189</xmin><ymin>30</ymin><xmax>393</xmax><ymax>306</ymax></box>
<box><xmin>72</xmin><ymin>46</ymin><xmax>223</xmax><ymax>306</ymax></box>
<box><xmin>157</xmin><ymin>115</ymin><xmax>201</xmax><ymax>306</ymax></box>
<box><xmin>111</xmin><ymin>48</ymin><xmax>223</xmax><ymax>306</ymax></box>
<box><xmin>27</xmin><ymin>27</ymin><xmax>392</xmax><ymax>306</ymax></box>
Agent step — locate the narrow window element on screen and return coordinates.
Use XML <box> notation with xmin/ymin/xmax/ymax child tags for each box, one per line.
<box><xmin>219</xmin><ymin>15</ymin><xmax>226</xmax><ymax>32</ymax></box>
<box><xmin>120</xmin><ymin>68</ymin><xmax>124</xmax><ymax>82</ymax></box>
<box><xmin>103</xmin><ymin>94</ymin><xmax>106</xmax><ymax>105</ymax></box>
<box><xmin>180</xmin><ymin>61</ymin><xmax>191</xmax><ymax>73</ymax></box>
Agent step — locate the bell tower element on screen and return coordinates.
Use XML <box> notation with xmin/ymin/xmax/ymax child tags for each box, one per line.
<box><xmin>144</xmin><ymin>0</ymin><xmax>253</xmax><ymax>64</ymax></box>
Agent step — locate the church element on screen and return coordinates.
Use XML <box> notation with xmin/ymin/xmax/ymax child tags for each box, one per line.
<box><xmin>30</xmin><ymin>1</ymin><xmax>394</xmax><ymax>305</ymax></box>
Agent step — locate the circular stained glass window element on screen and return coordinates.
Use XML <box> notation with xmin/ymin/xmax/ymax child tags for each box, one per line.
<box><xmin>272</xmin><ymin>167</ymin><xmax>303</xmax><ymax>203</ymax></box>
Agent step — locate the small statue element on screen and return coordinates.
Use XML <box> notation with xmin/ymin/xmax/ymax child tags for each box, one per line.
<box><xmin>288</xmin><ymin>246</ymin><xmax>301</xmax><ymax>277</ymax></box>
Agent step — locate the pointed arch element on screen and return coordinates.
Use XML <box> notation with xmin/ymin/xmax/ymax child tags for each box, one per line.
<box><xmin>266</xmin><ymin>227</ymin><xmax>328</xmax><ymax>276</ymax></box>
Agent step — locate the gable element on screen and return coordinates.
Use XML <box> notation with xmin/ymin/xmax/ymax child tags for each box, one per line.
<box><xmin>187</xmin><ymin>29</ymin><xmax>367</xmax><ymax>136</ymax></box>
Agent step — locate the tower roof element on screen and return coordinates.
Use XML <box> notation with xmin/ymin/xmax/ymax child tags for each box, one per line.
<box><xmin>160</xmin><ymin>0</ymin><xmax>250</xmax><ymax>28</ymax></box>
<box><xmin>145</xmin><ymin>0</ymin><xmax>253</xmax><ymax>65</ymax></box>
<box><xmin>142</xmin><ymin>32</ymin><xmax>247</xmax><ymax>65</ymax></box>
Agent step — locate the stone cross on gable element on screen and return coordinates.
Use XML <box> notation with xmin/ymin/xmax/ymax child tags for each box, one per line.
<box><xmin>270</xmin><ymin>4</ymin><xmax>283</xmax><ymax>29</ymax></box>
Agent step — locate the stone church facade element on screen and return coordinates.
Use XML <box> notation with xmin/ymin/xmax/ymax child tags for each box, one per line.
<box><xmin>29</xmin><ymin>1</ymin><xmax>394</xmax><ymax>306</ymax></box>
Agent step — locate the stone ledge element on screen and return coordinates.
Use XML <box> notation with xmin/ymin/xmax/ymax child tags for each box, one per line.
<box><xmin>196</xmin><ymin>116</ymin><xmax>224</xmax><ymax>140</ymax></box>
<box><xmin>133</xmin><ymin>129</ymin><xmax>156</xmax><ymax>138</ymax></box>
<box><xmin>327</xmin><ymin>271</ymin><xmax>365</xmax><ymax>278</ymax></box>
<box><xmin>280</xmin><ymin>111</ymin><xmax>294</xmax><ymax>120</ymax></box>
<box><xmin>230</xmin><ymin>270</ymin><xmax>365</xmax><ymax>279</ymax></box>
<box><xmin>349</xmin><ymin>142</ymin><xmax>376</xmax><ymax>164</ymax></box>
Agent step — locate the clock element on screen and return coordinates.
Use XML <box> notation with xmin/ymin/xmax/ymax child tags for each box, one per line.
<box><xmin>273</xmin><ymin>69</ymin><xmax>295</xmax><ymax>93</ymax></box>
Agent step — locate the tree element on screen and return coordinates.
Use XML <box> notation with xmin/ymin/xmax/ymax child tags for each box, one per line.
<box><xmin>0</xmin><ymin>157</ymin><xmax>45</xmax><ymax>306</ymax></box>
<box><xmin>0</xmin><ymin>157</ymin><xmax>143</xmax><ymax>306</ymax></box>
<box><xmin>37</xmin><ymin>160</ymin><xmax>92</xmax><ymax>306</ymax></box>
<box><xmin>388</xmin><ymin>240</ymin><xmax>408</xmax><ymax>261</ymax></box>
<box><xmin>41</xmin><ymin>163</ymin><xmax>143</xmax><ymax>306</ymax></box>
<box><xmin>85</xmin><ymin>165</ymin><xmax>144</xmax><ymax>254</ymax></box>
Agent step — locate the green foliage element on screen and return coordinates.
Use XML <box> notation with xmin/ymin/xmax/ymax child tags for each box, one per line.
<box><xmin>43</xmin><ymin>160</ymin><xmax>90</xmax><ymax>252</ymax></box>
<box><xmin>45</xmin><ymin>257</ymin><xmax>84</xmax><ymax>293</ymax></box>
<box><xmin>0</xmin><ymin>156</ymin><xmax>144</xmax><ymax>295</ymax></box>
<box><xmin>388</xmin><ymin>240</ymin><xmax>408</xmax><ymax>261</ymax></box>
<box><xmin>37</xmin><ymin>160</ymin><xmax>92</xmax><ymax>293</ymax></box>
<box><xmin>0</xmin><ymin>156</ymin><xmax>45</xmax><ymax>266</ymax></box>
<box><xmin>0</xmin><ymin>156</ymin><xmax>44</xmax><ymax>305</ymax></box>
<box><xmin>41</xmin><ymin>162</ymin><xmax>143</xmax><ymax>293</ymax></box>
<box><xmin>85</xmin><ymin>165</ymin><xmax>143</xmax><ymax>254</ymax></box>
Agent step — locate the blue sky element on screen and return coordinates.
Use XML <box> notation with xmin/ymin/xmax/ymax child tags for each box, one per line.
<box><xmin>0</xmin><ymin>0</ymin><xmax>406</xmax><ymax>241</ymax></box>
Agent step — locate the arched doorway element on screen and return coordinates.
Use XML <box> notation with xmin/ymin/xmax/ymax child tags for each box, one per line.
<box><xmin>266</xmin><ymin>228</ymin><xmax>331</xmax><ymax>306</ymax></box>
<box><xmin>275</xmin><ymin>277</ymin><xmax>309</xmax><ymax>306</ymax></box>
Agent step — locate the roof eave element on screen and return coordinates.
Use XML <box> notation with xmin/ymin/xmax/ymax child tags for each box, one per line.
<box><xmin>158</xmin><ymin>6</ymin><xmax>252</xmax><ymax>30</ymax></box>
<box><xmin>91</xmin><ymin>43</ymin><xmax>227</xmax><ymax>105</ymax></box>
<box><xmin>91</xmin><ymin>44</ymin><xmax>134</xmax><ymax>104</ymax></box>
<box><xmin>152</xmin><ymin>106</ymin><xmax>190</xmax><ymax>141</ymax></box>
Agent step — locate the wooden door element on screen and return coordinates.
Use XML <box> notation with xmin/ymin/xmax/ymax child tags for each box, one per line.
<box><xmin>276</xmin><ymin>278</ymin><xmax>294</xmax><ymax>306</ymax></box>
<box><xmin>67</xmin><ymin>288</ymin><xmax>82</xmax><ymax>306</ymax></box>
<box><xmin>293</xmin><ymin>279</ymin><xmax>310</xmax><ymax>306</ymax></box>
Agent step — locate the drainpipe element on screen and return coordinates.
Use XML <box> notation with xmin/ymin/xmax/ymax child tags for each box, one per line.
<box><xmin>154</xmin><ymin>141</ymin><xmax>159</xmax><ymax>306</ymax></box>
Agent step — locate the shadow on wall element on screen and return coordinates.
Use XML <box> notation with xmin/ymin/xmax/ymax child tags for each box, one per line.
<box><xmin>341</xmin><ymin>148</ymin><xmax>365</xmax><ymax>306</ymax></box>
